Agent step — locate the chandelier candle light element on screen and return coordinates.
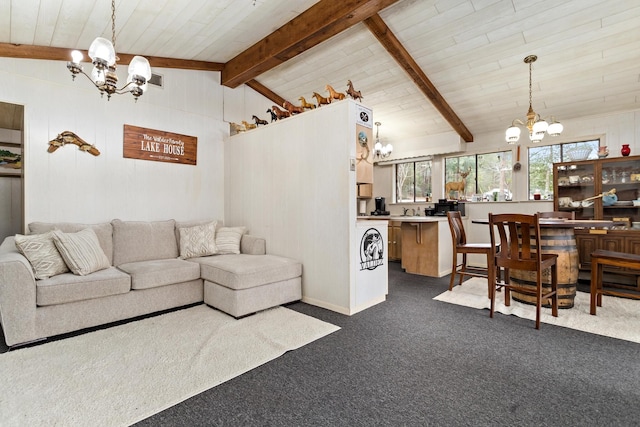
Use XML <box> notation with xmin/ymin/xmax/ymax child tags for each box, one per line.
<box><xmin>66</xmin><ymin>0</ymin><xmax>151</xmax><ymax>101</ymax></box>
<box><xmin>505</xmin><ymin>55</ymin><xmax>563</xmax><ymax>144</ymax></box>
<box><xmin>374</xmin><ymin>122</ymin><xmax>393</xmax><ymax>159</ymax></box>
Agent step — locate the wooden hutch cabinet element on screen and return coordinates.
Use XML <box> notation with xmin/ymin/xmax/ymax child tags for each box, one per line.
<box><xmin>554</xmin><ymin>155</ymin><xmax>640</xmax><ymax>287</ymax></box>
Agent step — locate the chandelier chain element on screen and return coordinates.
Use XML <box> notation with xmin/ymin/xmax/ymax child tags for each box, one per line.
<box><xmin>528</xmin><ymin>60</ymin><xmax>532</xmax><ymax>110</ymax></box>
<box><xmin>111</xmin><ymin>0</ymin><xmax>116</xmax><ymax>52</ymax></box>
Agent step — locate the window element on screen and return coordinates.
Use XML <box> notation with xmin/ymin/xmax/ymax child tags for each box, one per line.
<box><xmin>528</xmin><ymin>139</ymin><xmax>599</xmax><ymax>200</ymax></box>
<box><xmin>445</xmin><ymin>150</ymin><xmax>513</xmax><ymax>201</ymax></box>
<box><xmin>444</xmin><ymin>155</ymin><xmax>475</xmax><ymax>199</ymax></box>
<box><xmin>395</xmin><ymin>160</ymin><xmax>432</xmax><ymax>203</ymax></box>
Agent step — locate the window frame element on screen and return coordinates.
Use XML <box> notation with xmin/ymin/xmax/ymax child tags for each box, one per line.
<box><xmin>444</xmin><ymin>149</ymin><xmax>513</xmax><ymax>202</ymax></box>
<box><xmin>394</xmin><ymin>159</ymin><xmax>433</xmax><ymax>203</ymax></box>
<box><xmin>527</xmin><ymin>139</ymin><xmax>600</xmax><ymax>200</ymax></box>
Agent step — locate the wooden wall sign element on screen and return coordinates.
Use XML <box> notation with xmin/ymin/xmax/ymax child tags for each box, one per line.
<box><xmin>123</xmin><ymin>124</ymin><xmax>197</xmax><ymax>165</ymax></box>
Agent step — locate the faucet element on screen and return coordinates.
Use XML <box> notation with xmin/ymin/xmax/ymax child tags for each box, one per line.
<box><xmin>403</xmin><ymin>207</ymin><xmax>409</xmax><ymax>216</ymax></box>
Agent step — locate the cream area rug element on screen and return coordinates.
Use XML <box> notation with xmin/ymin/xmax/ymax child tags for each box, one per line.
<box><xmin>0</xmin><ymin>305</ymin><xmax>339</xmax><ymax>426</ymax></box>
<box><xmin>434</xmin><ymin>278</ymin><xmax>640</xmax><ymax>343</ymax></box>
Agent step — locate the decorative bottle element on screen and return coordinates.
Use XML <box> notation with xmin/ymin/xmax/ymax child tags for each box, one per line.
<box><xmin>621</xmin><ymin>144</ymin><xmax>631</xmax><ymax>156</ymax></box>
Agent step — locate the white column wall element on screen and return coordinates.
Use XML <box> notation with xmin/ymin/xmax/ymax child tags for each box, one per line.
<box><xmin>0</xmin><ymin>57</ymin><xmax>225</xmax><ymax>227</ymax></box>
<box><xmin>224</xmin><ymin>100</ymin><xmax>358</xmax><ymax>314</ymax></box>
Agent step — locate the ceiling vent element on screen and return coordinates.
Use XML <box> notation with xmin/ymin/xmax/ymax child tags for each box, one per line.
<box><xmin>148</xmin><ymin>72</ymin><xmax>163</xmax><ymax>88</ymax></box>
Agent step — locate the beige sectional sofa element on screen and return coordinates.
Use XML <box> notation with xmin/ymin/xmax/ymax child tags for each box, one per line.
<box><xmin>0</xmin><ymin>219</ymin><xmax>302</xmax><ymax>348</ymax></box>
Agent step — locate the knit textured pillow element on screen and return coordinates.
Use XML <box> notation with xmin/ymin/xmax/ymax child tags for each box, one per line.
<box><xmin>215</xmin><ymin>226</ymin><xmax>246</xmax><ymax>255</ymax></box>
<box><xmin>52</xmin><ymin>228</ymin><xmax>111</xmax><ymax>276</ymax></box>
<box><xmin>14</xmin><ymin>231</ymin><xmax>70</xmax><ymax>280</ymax></box>
<box><xmin>178</xmin><ymin>221</ymin><xmax>217</xmax><ymax>259</ymax></box>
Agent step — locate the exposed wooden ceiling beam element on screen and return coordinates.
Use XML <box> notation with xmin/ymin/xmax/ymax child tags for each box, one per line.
<box><xmin>364</xmin><ymin>14</ymin><xmax>474</xmax><ymax>142</ymax></box>
<box><xmin>245</xmin><ymin>80</ymin><xmax>286</xmax><ymax>107</ymax></box>
<box><xmin>0</xmin><ymin>43</ymin><xmax>224</xmax><ymax>72</ymax></box>
<box><xmin>222</xmin><ymin>0</ymin><xmax>400</xmax><ymax>88</ymax></box>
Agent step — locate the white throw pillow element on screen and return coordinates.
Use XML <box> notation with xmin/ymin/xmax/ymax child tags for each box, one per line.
<box><xmin>179</xmin><ymin>221</ymin><xmax>217</xmax><ymax>259</ymax></box>
<box><xmin>215</xmin><ymin>226</ymin><xmax>246</xmax><ymax>255</ymax></box>
<box><xmin>14</xmin><ymin>231</ymin><xmax>70</xmax><ymax>280</ymax></box>
<box><xmin>52</xmin><ymin>228</ymin><xmax>111</xmax><ymax>276</ymax></box>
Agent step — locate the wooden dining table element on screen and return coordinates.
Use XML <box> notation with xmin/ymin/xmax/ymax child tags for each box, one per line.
<box><xmin>471</xmin><ymin>218</ymin><xmax>620</xmax><ymax>228</ymax></box>
<box><xmin>471</xmin><ymin>218</ymin><xmax>621</xmax><ymax>308</ymax></box>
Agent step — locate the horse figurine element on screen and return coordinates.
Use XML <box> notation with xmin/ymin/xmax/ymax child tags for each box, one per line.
<box><xmin>242</xmin><ymin>120</ymin><xmax>257</xmax><ymax>130</ymax></box>
<box><xmin>270</xmin><ymin>105</ymin><xmax>291</xmax><ymax>120</ymax></box>
<box><xmin>252</xmin><ymin>115</ymin><xmax>269</xmax><ymax>126</ymax></box>
<box><xmin>283</xmin><ymin>100</ymin><xmax>305</xmax><ymax>115</ymax></box>
<box><xmin>326</xmin><ymin>84</ymin><xmax>346</xmax><ymax>102</ymax></box>
<box><xmin>48</xmin><ymin>131</ymin><xmax>101</xmax><ymax>156</ymax></box>
<box><xmin>312</xmin><ymin>92</ymin><xmax>331</xmax><ymax>107</ymax></box>
<box><xmin>230</xmin><ymin>122</ymin><xmax>246</xmax><ymax>134</ymax></box>
<box><xmin>298</xmin><ymin>96</ymin><xmax>316</xmax><ymax>110</ymax></box>
<box><xmin>346</xmin><ymin>80</ymin><xmax>363</xmax><ymax>102</ymax></box>
<box><xmin>266</xmin><ymin>108</ymin><xmax>278</xmax><ymax>122</ymax></box>
<box><xmin>445</xmin><ymin>169</ymin><xmax>471</xmax><ymax>199</ymax></box>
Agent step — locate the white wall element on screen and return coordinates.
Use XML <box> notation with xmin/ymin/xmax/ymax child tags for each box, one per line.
<box><xmin>0</xmin><ymin>57</ymin><xmax>227</xmax><ymax>228</ymax></box>
<box><xmin>224</xmin><ymin>100</ymin><xmax>358</xmax><ymax>314</ymax></box>
<box><xmin>0</xmin><ymin>176</ymin><xmax>22</xmax><ymax>241</ymax></box>
<box><xmin>222</xmin><ymin>85</ymin><xmax>278</xmax><ymax>127</ymax></box>
<box><xmin>0</xmin><ymin>128</ymin><xmax>22</xmax><ymax>241</ymax></box>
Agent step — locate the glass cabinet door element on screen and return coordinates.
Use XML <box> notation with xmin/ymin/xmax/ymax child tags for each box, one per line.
<box><xmin>554</xmin><ymin>160</ymin><xmax>596</xmax><ymax>220</ymax></box>
<box><xmin>600</xmin><ymin>156</ymin><xmax>640</xmax><ymax>227</ymax></box>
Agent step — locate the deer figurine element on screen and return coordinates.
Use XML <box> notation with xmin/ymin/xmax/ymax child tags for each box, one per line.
<box><xmin>445</xmin><ymin>169</ymin><xmax>471</xmax><ymax>199</ymax></box>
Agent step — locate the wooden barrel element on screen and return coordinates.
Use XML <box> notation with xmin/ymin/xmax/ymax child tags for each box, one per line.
<box><xmin>509</xmin><ymin>228</ymin><xmax>578</xmax><ymax>309</ymax></box>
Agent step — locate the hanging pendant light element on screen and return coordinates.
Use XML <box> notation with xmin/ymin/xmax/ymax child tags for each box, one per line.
<box><xmin>505</xmin><ymin>55</ymin><xmax>563</xmax><ymax>144</ymax></box>
<box><xmin>374</xmin><ymin>122</ymin><xmax>393</xmax><ymax>159</ymax></box>
<box><xmin>66</xmin><ymin>0</ymin><xmax>151</xmax><ymax>101</ymax></box>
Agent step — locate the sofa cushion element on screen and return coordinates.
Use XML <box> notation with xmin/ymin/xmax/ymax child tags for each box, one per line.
<box><xmin>175</xmin><ymin>219</ymin><xmax>220</xmax><ymax>246</ymax></box>
<box><xmin>215</xmin><ymin>226</ymin><xmax>246</xmax><ymax>255</ymax></box>
<box><xmin>36</xmin><ymin>267</ymin><xmax>131</xmax><ymax>306</ymax></box>
<box><xmin>29</xmin><ymin>221</ymin><xmax>114</xmax><ymax>265</ymax></box>
<box><xmin>117</xmin><ymin>259</ymin><xmax>201</xmax><ymax>290</ymax></box>
<box><xmin>14</xmin><ymin>231</ymin><xmax>69</xmax><ymax>279</ymax></box>
<box><xmin>52</xmin><ymin>228</ymin><xmax>111</xmax><ymax>276</ymax></box>
<box><xmin>240</xmin><ymin>235</ymin><xmax>266</xmax><ymax>255</ymax></box>
<box><xmin>196</xmin><ymin>254</ymin><xmax>302</xmax><ymax>290</ymax></box>
<box><xmin>112</xmin><ymin>219</ymin><xmax>178</xmax><ymax>266</ymax></box>
<box><xmin>178</xmin><ymin>221</ymin><xmax>217</xmax><ymax>259</ymax></box>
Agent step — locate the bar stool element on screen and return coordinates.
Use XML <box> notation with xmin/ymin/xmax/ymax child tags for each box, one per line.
<box><xmin>447</xmin><ymin>211</ymin><xmax>497</xmax><ymax>297</ymax></box>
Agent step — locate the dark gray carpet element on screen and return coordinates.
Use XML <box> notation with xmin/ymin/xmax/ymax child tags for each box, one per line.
<box><xmin>134</xmin><ymin>263</ymin><xmax>640</xmax><ymax>426</ymax></box>
<box><xmin>2</xmin><ymin>263</ymin><xmax>638</xmax><ymax>426</ymax></box>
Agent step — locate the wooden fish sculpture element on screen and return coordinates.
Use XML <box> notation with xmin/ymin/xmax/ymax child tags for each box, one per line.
<box><xmin>48</xmin><ymin>131</ymin><xmax>100</xmax><ymax>156</ymax></box>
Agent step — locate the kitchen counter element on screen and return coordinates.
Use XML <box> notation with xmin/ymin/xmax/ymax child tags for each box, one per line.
<box><xmin>358</xmin><ymin>216</ymin><xmax>453</xmax><ymax>277</ymax></box>
<box><xmin>358</xmin><ymin>216</ymin><xmax>449</xmax><ymax>222</ymax></box>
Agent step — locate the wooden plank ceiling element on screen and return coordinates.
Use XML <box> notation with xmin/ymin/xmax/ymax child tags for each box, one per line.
<box><xmin>1</xmin><ymin>0</ymin><xmax>639</xmax><ymax>145</ymax></box>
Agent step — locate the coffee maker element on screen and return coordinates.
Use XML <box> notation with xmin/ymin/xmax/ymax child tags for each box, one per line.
<box><xmin>371</xmin><ymin>197</ymin><xmax>390</xmax><ymax>216</ymax></box>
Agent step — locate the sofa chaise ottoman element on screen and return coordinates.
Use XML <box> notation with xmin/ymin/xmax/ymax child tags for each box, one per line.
<box><xmin>197</xmin><ymin>254</ymin><xmax>302</xmax><ymax>318</ymax></box>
